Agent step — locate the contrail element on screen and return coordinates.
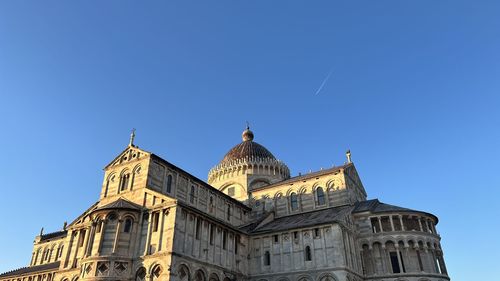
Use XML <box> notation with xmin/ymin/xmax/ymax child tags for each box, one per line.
<box><xmin>314</xmin><ymin>69</ymin><xmax>334</xmax><ymax>95</ymax></box>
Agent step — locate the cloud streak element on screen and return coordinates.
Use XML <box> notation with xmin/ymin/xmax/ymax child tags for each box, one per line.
<box><xmin>314</xmin><ymin>69</ymin><xmax>334</xmax><ymax>96</ymax></box>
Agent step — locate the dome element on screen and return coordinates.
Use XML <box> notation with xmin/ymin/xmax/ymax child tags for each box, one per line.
<box><xmin>219</xmin><ymin>127</ymin><xmax>276</xmax><ymax>165</ymax></box>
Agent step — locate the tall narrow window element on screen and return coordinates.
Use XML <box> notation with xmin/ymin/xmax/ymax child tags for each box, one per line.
<box><xmin>195</xmin><ymin>218</ymin><xmax>202</xmax><ymax>240</ymax></box>
<box><xmin>120</xmin><ymin>173</ymin><xmax>130</xmax><ymax>191</ymax></box>
<box><xmin>235</xmin><ymin>235</ymin><xmax>240</xmax><ymax>254</ymax></box>
<box><xmin>316</xmin><ymin>187</ymin><xmax>325</xmax><ymax>206</ymax></box>
<box><xmin>58</xmin><ymin>245</ymin><xmax>64</xmax><ymax>259</ymax></box>
<box><xmin>390</xmin><ymin>251</ymin><xmax>400</xmax><ymax>273</ymax></box>
<box><xmin>416</xmin><ymin>250</ymin><xmax>424</xmax><ymax>271</ymax></box>
<box><xmin>222</xmin><ymin>231</ymin><xmax>227</xmax><ymax>250</ymax></box>
<box><xmin>152</xmin><ymin>212</ymin><xmax>160</xmax><ymax>232</ymax></box>
<box><xmin>314</xmin><ymin>228</ymin><xmax>321</xmax><ymax>238</ymax></box>
<box><xmin>264</xmin><ymin>251</ymin><xmax>271</xmax><ymax>266</ymax></box>
<box><xmin>273</xmin><ymin>235</ymin><xmax>279</xmax><ymax>243</ymax></box>
<box><xmin>166</xmin><ymin>175</ymin><xmax>172</xmax><ymax>193</ymax></box>
<box><xmin>290</xmin><ymin>192</ymin><xmax>299</xmax><ymax>211</ymax></box>
<box><xmin>209</xmin><ymin>224</ymin><xmax>215</xmax><ymax>245</ymax></box>
<box><xmin>190</xmin><ymin>186</ymin><xmax>196</xmax><ymax>204</ymax></box>
<box><xmin>305</xmin><ymin>246</ymin><xmax>312</xmax><ymax>261</ymax></box>
<box><xmin>209</xmin><ymin>196</ymin><xmax>214</xmax><ymax>213</ymax></box>
<box><xmin>124</xmin><ymin>218</ymin><xmax>133</xmax><ymax>233</ymax></box>
<box><xmin>227</xmin><ymin>204</ymin><xmax>231</xmax><ymax>221</ymax></box>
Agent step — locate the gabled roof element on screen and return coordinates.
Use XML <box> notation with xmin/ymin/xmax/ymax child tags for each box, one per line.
<box><xmin>252</xmin><ymin>163</ymin><xmax>351</xmax><ymax>192</ymax></box>
<box><xmin>96</xmin><ymin>198</ymin><xmax>142</xmax><ymax>211</ymax></box>
<box><xmin>0</xmin><ymin>262</ymin><xmax>60</xmax><ymax>278</ymax></box>
<box><xmin>104</xmin><ymin>145</ymin><xmax>151</xmax><ymax>169</ymax></box>
<box><xmin>353</xmin><ymin>199</ymin><xmax>438</xmax><ymax>222</ymax></box>
<box><xmin>246</xmin><ymin>205</ymin><xmax>353</xmax><ymax>234</ymax></box>
<box><xmin>40</xmin><ymin>230</ymin><xmax>67</xmax><ymax>242</ymax></box>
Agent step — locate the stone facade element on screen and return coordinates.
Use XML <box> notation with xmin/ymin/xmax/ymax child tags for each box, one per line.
<box><xmin>0</xmin><ymin>128</ymin><xmax>449</xmax><ymax>281</ymax></box>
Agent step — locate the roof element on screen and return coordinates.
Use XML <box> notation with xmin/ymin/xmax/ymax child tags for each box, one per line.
<box><xmin>252</xmin><ymin>163</ymin><xmax>350</xmax><ymax>192</ymax></box>
<box><xmin>246</xmin><ymin>205</ymin><xmax>353</xmax><ymax>234</ymax></box>
<box><xmin>353</xmin><ymin>199</ymin><xmax>438</xmax><ymax>222</ymax></box>
<box><xmin>0</xmin><ymin>262</ymin><xmax>60</xmax><ymax>278</ymax></box>
<box><xmin>40</xmin><ymin>230</ymin><xmax>67</xmax><ymax>242</ymax></box>
<box><xmin>220</xmin><ymin>140</ymin><xmax>276</xmax><ymax>165</ymax></box>
<box><xmin>95</xmin><ymin>198</ymin><xmax>142</xmax><ymax>211</ymax></box>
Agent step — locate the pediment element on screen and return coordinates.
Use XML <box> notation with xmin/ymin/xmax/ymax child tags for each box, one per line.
<box><xmin>105</xmin><ymin>145</ymin><xmax>151</xmax><ymax>169</ymax></box>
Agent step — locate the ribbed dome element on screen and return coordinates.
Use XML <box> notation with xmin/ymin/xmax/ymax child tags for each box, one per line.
<box><xmin>219</xmin><ymin>127</ymin><xmax>276</xmax><ymax>165</ymax></box>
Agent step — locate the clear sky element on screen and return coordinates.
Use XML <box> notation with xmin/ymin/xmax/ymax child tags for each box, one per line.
<box><xmin>0</xmin><ymin>1</ymin><xmax>498</xmax><ymax>280</ymax></box>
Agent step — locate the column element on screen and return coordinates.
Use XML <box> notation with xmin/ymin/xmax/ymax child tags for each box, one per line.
<box><xmin>132</xmin><ymin>212</ymin><xmax>145</xmax><ymax>256</ymax></box>
<box><xmin>389</xmin><ymin>216</ymin><xmax>395</xmax><ymax>232</ymax></box>
<box><xmin>81</xmin><ymin>226</ymin><xmax>91</xmax><ymax>258</ymax></box>
<box><xmin>112</xmin><ymin>219</ymin><xmax>123</xmax><ymax>253</ymax></box>
<box><xmin>143</xmin><ymin>212</ymin><xmax>153</xmax><ymax>255</ymax></box>
<box><xmin>418</xmin><ymin>217</ymin><xmax>423</xmax><ymax>232</ymax></box>
<box><xmin>399</xmin><ymin>215</ymin><xmax>405</xmax><ymax>231</ymax></box>
<box><xmin>380</xmin><ymin>245</ymin><xmax>388</xmax><ymax>274</ymax></box>
<box><xmin>158</xmin><ymin>209</ymin><xmax>166</xmax><ymax>252</ymax></box>
<box><xmin>85</xmin><ymin>223</ymin><xmax>96</xmax><ymax>257</ymax></box>
<box><xmin>377</xmin><ymin>217</ymin><xmax>383</xmax><ymax>232</ymax></box>
<box><xmin>96</xmin><ymin>220</ymin><xmax>107</xmax><ymax>255</ymax></box>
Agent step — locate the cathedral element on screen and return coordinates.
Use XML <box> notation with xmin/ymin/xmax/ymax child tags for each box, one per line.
<box><xmin>0</xmin><ymin>128</ymin><xmax>449</xmax><ymax>281</ymax></box>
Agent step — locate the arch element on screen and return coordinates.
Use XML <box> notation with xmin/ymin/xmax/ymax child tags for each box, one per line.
<box><xmin>208</xmin><ymin>273</ymin><xmax>220</xmax><ymax>281</ymax></box>
<box><xmin>150</xmin><ymin>264</ymin><xmax>162</xmax><ymax>280</ymax></box>
<box><xmin>298</xmin><ymin>186</ymin><xmax>308</xmax><ymax>194</ymax></box>
<box><xmin>297</xmin><ymin>276</ymin><xmax>313</xmax><ymax>281</ymax></box>
<box><xmin>305</xmin><ymin>245</ymin><xmax>312</xmax><ymax>261</ymax></box>
<box><xmin>177</xmin><ymin>264</ymin><xmax>190</xmax><ymax>281</ymax></box>
<box><xmin>194</xmin><ymin>269</ymin><xmax>206</xmax><ymax>281</ymax></box>
<box><xmin>123</xmin><ymin>218</ymin><xmax>133</xmax><ymax>233</ymax></box>
<box><xmin>106</xmin><ymin>212</ymin><xmax>118</xmax><ymax>221</ymax></box>
<box><xmin>264</xmin><ymin>251</ymin><xmax>271</xmax><ymax>266</ymax></box>
<box><xmin>135</xmin><ymin>267</ymin><xmax>146</xmax><ymax>281</ymax></box>
<box><xmin>317</xmin><ymin>273</ymin><xmax>338</xmax><ymax>281</ymax></box>
<box><xmin>166</xmin><ymin>174</ymin><xmax>173</xmax><ymax>193</ymax></box>
<box><xmin>290</xmin><ymin>192</ymin><xmax>299</xmax><ymax>211</ymax></box>
<box><xmin>315</xmin><ymin>186</ymin><xmax>326</xmax><ymax>206</ymax></box>
<box><xmin>119</xmin><ymin>168</ymin><xmax>131</xmax><ymax>192</ymax></box>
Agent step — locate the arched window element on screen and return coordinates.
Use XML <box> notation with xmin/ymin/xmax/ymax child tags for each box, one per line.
<box><xmin>190</xmin><ymin>186</ymin><xmax>196</xmax><ymax>203</ymax></box>
<box><xmin>177</xmin><ymin>265</ymin><xmax>190</xmax><ymax>281</ymax></box>
<box><xmin>166</xmin><ymin>175</ymin><xmax>173</xmax><ymax>193</ymax></box>
<box><xmin>119</xmin><ymin>172</ymin><xmax>130</xmax><ymax>191</ymax></box>
<box><xmin>135</xmin><ymin>267</ymin><xmax>146</xmax><ymax>281</ymax></box>
<box><xmin>151</xmin><ymin>265</ymin><xmax>162</xmax><ymax>280</ymax></box>
<box><xmin>194</xmin><ymin>270</ymin><xmax>206</xmax><ymax>281</ymax></box>
<box><xmin>305</xmin><ymin>246</ymin><xmax>312</xmax><ymax>261</ymax></box>
<box><xmin>290</xmin><ymin>192</ymin><xmax>299</xmax><ymax>211</ymax></box>
<box><xmin>57</xmin><ymin>244</ymin><xmax>64</xmax><ymax>259</ymax></box>
<box><xmin>316</xmin><ymin>187</ymin><xmax>326</xmax><ymax>206</ymax></box>
<box><xmin>123</xmin><ymin>218</ymin><xmax>133</xmax><ymax>233</ymax></box>
<box><xmin>264</xmin><ymin>251</ymin><xmax>271</xmax><ymax>266</ymax></box>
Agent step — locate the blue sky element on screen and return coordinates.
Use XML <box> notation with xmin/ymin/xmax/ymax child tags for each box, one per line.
<box><xmin>0</xmin><ymin>1</ymin><xmax>499</xmax><ymax>279</ymax></box>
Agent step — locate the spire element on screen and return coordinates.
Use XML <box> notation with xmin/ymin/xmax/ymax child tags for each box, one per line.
<box><xmin>129</xmin><ymin>128</ymin><xmax>136</xmax><ymax>147</ymax></box>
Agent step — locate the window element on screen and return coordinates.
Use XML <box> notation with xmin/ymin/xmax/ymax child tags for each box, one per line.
<box><xmin>166</xmin><ymin>175</ymin><xmax>173</xmax><ymax>193</ymax></box>
<box><xmin>195</xmin><ymin>218</ymin><xmax>202</xmax><ymax>240</ymax></box>
<box><xmin>314</xmin><ymin>228</ymin><xmax>321</xmax><ymax>238</ymax></box>
<box><xmin>58</xmin><ymin>245</ymin><xmax>63</xmax><ymax>259</ymax></box>
<box><xmin>190</xmin><ymin>186</ymin><xmax>196</xmax><ymax>203</ymax></box>
<box><xmin>227</xmin><ymin>204</ymin><xmax>231</xmax><ymax>221</ymax></box>
<box><xmin>209</xmin><ymin>196</ymin><xmax>214</xmax><ymax>213</ymax></box>
<box><xmin>416</xmin><ymin>250</ymin><xmax>424</xmax><ymax>271</ymax></box>
<box><xmin>264</xmin><ymin>251</ymin><xmax>271</xmax><ymax>266</ymax></box>
<box><xmin>273</xmin><ymin>235</ymin><xmax>279</xmax><ymax>243</ymax></box>
<box><xmin>290</xmin><ymin>192</ymin><xmax>299</xmax><ymax>211</ymax></box>
<box><xmin>209</xmin><ymin>224</ymin><xmax>215</xmax><ymax>245</ymax></box>
<box><xmin>293</xmin><ymin>231</ymin><xmax>299</xmax><ymax>240</ymax></box>
<box><xmin>316</xmin><ymin>187</ymin><xmax>325</xmax><ymax>206</ymax></box>
<box><xmin>390</xmin><ymin>251</ymin><xmax>400</xmax><ymax>273</ymax></box>
<box><xmin>235</xmin><ymin>235</ymin><xmax>240</xmax><ymax>254</ymax></box>
<box><xmin>227</xmin><ymin>186</ymin><xmax>235</xmax><ymax>196</ymax></box>
<box><xmin>152</xmin><ymin>212</ymin><xmax>160</xmax><ymax>232</ymax></box>
<box><xmin>305</xmin><ymin>246</ymin><xmax>312</xmax><ymax>261</ymax></box>
<box><xmin>78</xmin><ymin>230</ymin><xmax>86</xmax><ymax>247</ymax></box>
<box><xmin>124</xmin><ymin>218</ymin><xmax>133</xmax><ymax>233</ymax></box>
<box><xmin>120</xmin><ymin>173</ymin><xmax>130</xmax><ymax>191</ymax></box>
<box><xmin>222</xmin><ymin>231</ymin><xmax>227</xmax><ymax>249</ymax></box>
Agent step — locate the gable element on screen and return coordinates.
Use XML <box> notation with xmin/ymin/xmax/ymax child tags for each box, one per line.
<box><xmin>105</xmin><ymin>146</ymin><xmax>151</xmax><ymax>170</ymax></box>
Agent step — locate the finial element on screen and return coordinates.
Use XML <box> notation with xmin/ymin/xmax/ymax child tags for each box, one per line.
<box><xmin>246</xmin><ymin>121</ymin><xmax>250</xmax><ymax>130</ymax></box>
<box><xmin>63</xmin><ymin>221</ymin><xmax>67</xmax><ymax>230</ymax></box>
<box><xmin>129</xmin><ymin>128</ymin><xmax>136</xmax><ymax>146</ymax></box>
<box><xmin>40</xmin><ymin>227</ymin><xmax>44</xmax><ymax>236</ymax></box>
<box><xmin>242</xmin><ymin>124</ymin><xmax>254</xmax><ymax>142</ymax></box>
<box><xmin>346</xmin><ymin>149</ymin><xmax>352</xmax><ymax>163</ymax></box>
